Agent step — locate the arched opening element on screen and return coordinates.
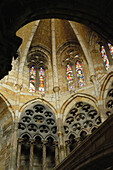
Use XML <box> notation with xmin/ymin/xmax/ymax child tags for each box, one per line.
<box><xmin>17</xmin><ymin>102</ymin><xmax>58</xmax><ymax>170</ymax></box>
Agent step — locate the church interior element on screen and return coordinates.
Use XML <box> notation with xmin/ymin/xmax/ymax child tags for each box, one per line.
<box><xmin>0</xmin><ymin>1</ymin><xmax>113</xmax><ymax>170</ymax></box>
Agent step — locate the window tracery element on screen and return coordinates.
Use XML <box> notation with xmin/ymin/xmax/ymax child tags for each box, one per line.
<box><xmin>64</xmin><ymin>101</ymin><xmax>101</xmax><ymax>153</ymax></box>
<box><xmin>18</xmin><ymin>103</ymin><xmax>58</xmax><ymax>169</ymax></box>
<box><xmin>64</xmin><ymin>56</ymin><xmax>85</xmax><ymax>90</ymax></box>
<box><xmin>27</xmin><ymin>48</ymin><xmax>48</xmax><ymax>93</ymax></box>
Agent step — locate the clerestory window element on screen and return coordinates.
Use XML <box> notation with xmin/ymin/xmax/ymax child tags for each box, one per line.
<box><xmin>29</xmin><ymin>65</ymin><xmax>45</xmax><ymax>93</ymax></box>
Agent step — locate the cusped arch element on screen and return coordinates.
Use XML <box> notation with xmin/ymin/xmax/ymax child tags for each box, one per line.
<box><xmin>63</xmin><ymin>99</ymin><xmax>101</xmax><ymax>145</ymax></box>
<box><xmin>60</xmin><ymin>93</ymin><xmax>98</xmax><ymax>123</ymax></box>
<box><xmin>19</xmin><ymin>98</ymin><xmax>57</xmax><ymax>121</ymax></box>
<box><xmin>18</xmin><ymin>100</ymin><xmax>58</xmax><ymax>141</ymax></box>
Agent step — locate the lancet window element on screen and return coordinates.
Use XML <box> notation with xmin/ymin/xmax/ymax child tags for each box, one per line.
<box><xmin>27</xmin><ymin>49</ymin><xmax>48</xmax><ymax>93</ymax></box>
<box><xmin>29</xmin><ymin>65</ymin><xmax>46</xmax><ymax>93</ymax></box>
<box><xmin>39</xmin><ymin>67</ymin><xmax>45</xmax><ymax>93</ymax></box>
<box><xmin>101</xmin><ymin>45</ymin><xmax>109</xmax><ymax>70</ymax></box>
<box><xmin>29</xmin><ymin>65</ymin><xmax>36</xmax><ymax>92</ymax></box>
<box><xmin>75</xmin><ymin>61</ymin><xmax>85</xmax><ymax>87</ymax></box>
<box><xmin>66</xmin><ymin>64</ymin><xmax>75</xmax><ymax>91</ymax></box>
<box><xmin>108</xmin><ymin>43</ymin><xmax>113</xmax><ymax>58</ymax></box>
<box><xmin>64</xmin><ymin>58</ymin><xmax>85</xmax><ymax>90</ymax></box>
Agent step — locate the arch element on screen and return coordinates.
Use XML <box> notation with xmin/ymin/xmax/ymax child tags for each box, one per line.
<box><xmin>45</xmin><ymin>134</ymin><xmax>57</xmax><ymax>141</ymax></box>
<box><xmin>20</xmin><ymin>133</ymin><xmax>31</xmax><ymax>140</ymax></box>
<box><xmin>60</xmin><ymin>93</ymin><xmax>98</xmax><ymax>123</ymax></box>
<box><xmin>99</xmin><ymin>71</ymin><xmax>113</xmax><ymax>101</ymax></box>
<box><xmin>18</xmin><ymin>101</ymin><xmax>58</xmax><ymax>140</ymax></box>
<box><xmin>0</xmin><ymin>93</ymin><xmax>14</xmax><ymax>121</ymax></box>
<box><xmin>33</xmin><ymin>134</ymin><xmax>43</xmax><ymax>140</ymax></box>
<box><xmin>19</xmin><ymin>98</ymin><xmax>57</xmax><ymax>120</ymax></box>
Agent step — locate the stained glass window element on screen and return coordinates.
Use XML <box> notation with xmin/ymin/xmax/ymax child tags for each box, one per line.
<box><xmin>39</xmin><ymin>67</ymin><xmax>45</xmax><ymax>93</ymax></box>
<box><xmin>29</xmin><ymin>66</ymin><xmax>36</xmax><ymax>92</ymax></box>
<box><xmin>101</xmin><ymin>46</ymin><xmax>109</xmax><ymax>70</ymax></box>
<box><xmin>108</xmin><ymin>43</ymin><xmax>113</xmax><ymax>58</ymax></box>
<box><xmin>66</xmin><ymin>64</ymin><xmax>74</xmax><ymax>91</ymax></box>
<box><xmin>75</xmin><ymin>61</ymin><xmax>85</xmax><ymax>87</ymax></box>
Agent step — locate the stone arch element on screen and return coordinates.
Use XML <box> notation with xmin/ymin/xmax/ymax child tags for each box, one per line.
<box><xmin>100</xmin><ymin>71</ymin><xmax>113</xmax><ymax>101</ymax></box>
<box><xmin>100</xmin><ymin>72</ymin><xmax>113</xmax><ymax>118</ymax></box>
<box><xmin>19</xmin><ymin>98</ymin><xmax>57</xmax><ymax>121</ymax></box>
<box><xmin>60</xmin><ymin>93</ymin><xmax>98</xmax><ymax>123</ymax></box>
<box><xmin>17</xmin><ymin>100</ymin><xmax>58</xmax><ymax>169</ymax></box>
<box><xmin>63</xmin><ymin>99</ymin><xmax>101</xmax><ymax>154</ymax></box>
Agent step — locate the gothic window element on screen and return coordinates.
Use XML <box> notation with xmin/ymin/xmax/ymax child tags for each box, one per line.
<box><xmin>29</xmin><ymin>65</ymin><xmax>36</xmax><ymax>92</ymax></box>
<box><xmin>108</xmin><ymin>43</ymin><xmax>113</xmax><ymax>58</ymax></box>
<box><xmin>17</xmin><ymin>103</ymin><xmax>58</xmax><ymax>169</ymax></box>
<box><xmin>39</xmin><ymin>66</ymin><xmax>45</xmax><ymax>93</ymax></box>
<box><xmin>29</xmin><ymin>65</ymin><xmax>45</xmax><ymax>93</ymax></box>
<box><xmin>66</xmin><ymin>64</ymin><xmax>75</xmax><ymax>91</ymax></box>
<box><xmin>101</xmin><ymin>45</ymin><xmax>109</xmax><ymax>70</ymax></box>
<box><xmin>75</xmin><ymin>61</ymin><xmax>85</xmax><ymax>87</ymax></box>
<box><xmin>64</xmin><ymin>102</ymin><xmax>101</xmax><ymax>154</ymax></box>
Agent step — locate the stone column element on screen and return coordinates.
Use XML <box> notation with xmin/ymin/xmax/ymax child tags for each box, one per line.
<box><xmin>43</xmin><ymin>141</ymin><xmax>47</xmax><ymax>170</ymax></box>
<box><xmin>29</xmin><ymin>139</ymin><xmax>34</xmax><ymax>170</ymax></box>
<box><xmin>65</xmin><ymin>140</ymin><xmax>70</xmax><ymax>156</ymax></box>
<box><xmin>9</xmin><ymin>121</ymin><xmax>18</xmax><ymax>170</ymax></box>
<box><xmin>55</xmin><ymin>141</ymin><xmax>59</xmax><ymax>166</ymax></box>
<box><xmin>58</xmin><ymin>131</ymin><xmax>65</xmax><ymax>162</ymax></box>
<box><xmin>17</xmin><ymin>138</ymin><xmax>23</xmax><ymax>170</ymax></box>
<box><xmin>90</xmin><ymin>75</ymin><xmax>99</xmax><ymax>97</ymax></box>
<box><xmin>98</xmin><ymin>100</ymin><xmax>108</xmax><ymax>123</ymax></box>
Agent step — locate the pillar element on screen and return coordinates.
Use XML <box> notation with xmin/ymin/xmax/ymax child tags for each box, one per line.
<box><xmin>65</xmin><ymin>140</ymin><xmax>70</xmax><ymax>156</ymax></box>
<box><xmin>55</xmin><ymin>141</ymin><xmax>59</xmax><ymax>166</ymax></box>
<box><xmin>29</xmin><ymin>139</ymin><xmax>34</xmax><ymax>170</ymax></box>
<box><xmin>17</xmin><ymin>138</ymin><xmax>23</xmax><ymax>170</ymax></box>
<box><xmin>9</xmin><ymin>121</ymin><xmax>18</xmax><ymax>170</ymax></box>
<box><xmin>43</xmin><ymin>141</ymin><xmax>47</xmax><ymax>170</ymax></box>
<box><xmin>98</xmin><ymin>100</ymin><xmax>108</xmax><ymax>123</ymax></box>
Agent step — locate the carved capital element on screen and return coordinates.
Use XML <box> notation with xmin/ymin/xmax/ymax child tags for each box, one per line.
<box><xmin>18</xmin><ymin>138</ymin><xmax>23</xmax><ymax>143</ymax></box>
<box><xmin>53</xmin><ymin>86</ymin><xmax>60</xmax><ymax>92</ymax></box>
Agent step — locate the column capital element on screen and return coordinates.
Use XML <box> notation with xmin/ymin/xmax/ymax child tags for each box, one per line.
<box><xmin>57</xmin><ymin>131</ymin><xmax>63</xmax><ymax>136</ymax></box>
<box><xmin>54</xmin><ymin>141</ymin><xmax>58</xmax><ymax>146</ymax></box>
<box><xmin>53</xmin><ymin>86</ymin><xmax>60</xmax><ymax>92</ymax></box>
<box><xmin>90</xmin><ymin>74</ymin><xmax>96</xmax><ymax>82</ymax></box>
<box><xmin>18</xmin><ymin>138</ymin><xmax>23</xmax><ymax>143</ymax></box>
<box><xmin>65</xmin><ymin>140</ymin><xmax>70</xmax><ymax>145</ymax></box>
<box><xmin>42</xmin><ymin>140</ymin><xmax>48</xmax><ymax>145</ymax></box>
<box><xmin>29</xmin><ymin>139</ymin><xmax>35</xmax><ymax>144</ymax></box>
